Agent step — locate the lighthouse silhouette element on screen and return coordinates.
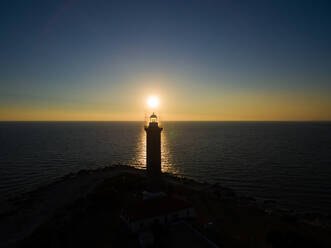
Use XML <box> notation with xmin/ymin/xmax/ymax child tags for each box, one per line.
<box><xmin>145</xmin><ymin>112</ymin><xmax>163</xmax><ymax>191</ymax></box>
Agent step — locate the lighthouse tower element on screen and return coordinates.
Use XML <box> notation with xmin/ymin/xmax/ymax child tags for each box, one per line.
<box><xmin>145</xmin><ymin>112</ymin><xmax>163</xmax><ymax>191</ymax></box>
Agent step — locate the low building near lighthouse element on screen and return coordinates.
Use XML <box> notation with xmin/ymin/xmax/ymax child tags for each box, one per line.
<box><xmin>121</xmin><ymin>195</ymin><xmax>195</xmax><ymax>232</ymax></box>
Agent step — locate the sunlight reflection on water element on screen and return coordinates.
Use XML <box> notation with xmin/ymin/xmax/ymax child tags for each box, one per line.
<box><xmin>130</xmin><ymin>126</ymin><xmax>179</xmax><ymax>174</ymax></box>
<box><xmin>1</xmin><ymin>121</ymin><xmax>331</xmax><ymax>214</ymax></box>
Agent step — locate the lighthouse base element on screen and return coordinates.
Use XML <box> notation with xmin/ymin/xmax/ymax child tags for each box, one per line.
<box><xmin>147</xmin><ymin>174</ymin><xmax>164</xmax><ymax>193</ymax></box>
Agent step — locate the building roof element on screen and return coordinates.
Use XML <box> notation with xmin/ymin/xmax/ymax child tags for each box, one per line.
<box><xmin>123</xmin><ymin>196</ymin><xmax>192</xmax><ymax>221</ymax></box>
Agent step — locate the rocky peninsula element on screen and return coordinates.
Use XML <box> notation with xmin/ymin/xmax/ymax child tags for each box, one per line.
<box><xmin>0</xmin><ymin>165</ymin><xmax>330</xmax><ymax>248</ymax></box>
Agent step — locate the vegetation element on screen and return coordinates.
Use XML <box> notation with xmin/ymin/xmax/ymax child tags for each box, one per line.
<box><xmin>19</xmin><ymin>171</ymin><xmax>331</xmax><ymax>247</ymax></box>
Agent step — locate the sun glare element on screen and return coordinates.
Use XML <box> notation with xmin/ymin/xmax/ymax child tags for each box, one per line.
<box><xmin>147</xmin><ymin>96</ymin><xmax>159</xmax><ymax>109</ymax></box>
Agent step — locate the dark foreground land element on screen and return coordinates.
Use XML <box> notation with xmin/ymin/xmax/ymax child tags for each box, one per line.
<box><xmin>1</xmin><ymin>166</ymin><xmax>331</xmax><ymax>248</ymax></box>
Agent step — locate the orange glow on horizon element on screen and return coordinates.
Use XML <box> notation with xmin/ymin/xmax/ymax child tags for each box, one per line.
<box><xmin>0</xmin><ymin>87</ymin><xmax>330</xmax><ymax>121</ymax></box>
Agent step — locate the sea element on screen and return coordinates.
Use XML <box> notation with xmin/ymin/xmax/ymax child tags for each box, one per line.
<box><xmin>0</xmin><ymin>121</ymin><xmax>331</xmax><ymax>215</ymax></box>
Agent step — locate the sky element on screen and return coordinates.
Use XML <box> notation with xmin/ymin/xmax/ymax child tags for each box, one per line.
<box><xmin>0</xmin><ymin>0</ymin><xmax>331</xmax><ymax>121</ymax></box>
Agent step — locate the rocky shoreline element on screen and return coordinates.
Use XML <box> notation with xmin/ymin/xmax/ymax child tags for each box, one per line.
<box><xmin>0</xmin><ymin>164</ymin><xmax>330</xmax><ymax>247</ymax></box>
<box><xmin>162</xmin><ymin>171</ymin><xmax>331</xmax><ymax>229</ymax></box>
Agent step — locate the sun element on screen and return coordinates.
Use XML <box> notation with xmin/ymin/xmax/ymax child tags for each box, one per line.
<box><xmin>147</xmin><ymin>96</ymin><xmax>159</xmax><ymax>109</ymax></box>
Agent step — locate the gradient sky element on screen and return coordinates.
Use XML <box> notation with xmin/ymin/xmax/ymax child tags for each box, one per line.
<box><xmin>1</xmin><ymin>0</ymin><xmax>331</xmax><ymax>121</ymax></box>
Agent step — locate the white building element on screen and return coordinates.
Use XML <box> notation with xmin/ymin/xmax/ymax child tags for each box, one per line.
<box><xmin>121</xmin><ymin>196</ymin><xmax>196</xmax><ymax>232</ymax></box>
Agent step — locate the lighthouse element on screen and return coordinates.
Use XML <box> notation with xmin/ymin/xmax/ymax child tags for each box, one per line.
<box><xmin>145</xmin><ymin>112</ymin><xmax>163</xmax><ymax>191</ymax></box>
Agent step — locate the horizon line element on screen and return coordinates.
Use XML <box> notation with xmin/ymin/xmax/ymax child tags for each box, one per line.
<box><xmin>1</xmin><ymin>120</ymin><xmax>331</xmax><ymax>122</ymax></box>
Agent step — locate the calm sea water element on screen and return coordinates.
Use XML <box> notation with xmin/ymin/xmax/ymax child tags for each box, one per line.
<box><xmin>0</xmin><ymin>122</ymin><xmax>331</xmax><ymax>214</ymax></box>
